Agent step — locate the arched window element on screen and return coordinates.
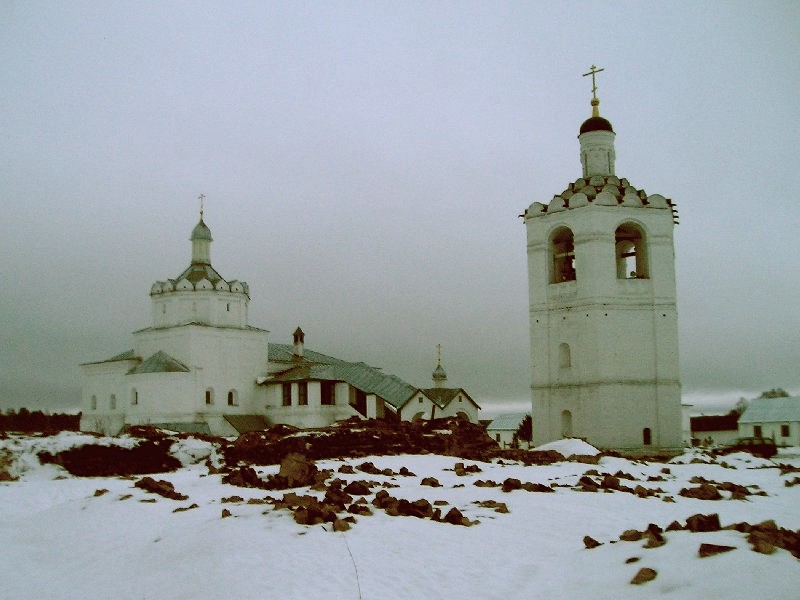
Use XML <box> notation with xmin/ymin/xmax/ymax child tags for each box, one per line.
<box><xmin>110</xmin><ymin>394</ymin><xmax>117</xmax><ymax>410</ymax></box>
<box><xmin>561</xmin><ymin>410</ymin><xmax>573</xmax><ymax>438</ymax></box>
<box><xmin>558</xmin><ymin>343</ymin><xmax>571</xmax><ymax>368</ymax></box>
<box><xmin>643</xmin><ymin>427</ymin><xmax>652</xmax><ymax>445</ymax></box>
<box><xmin>456</xmin><ymin>411</ymin><xmax>470</xmax><ymax>422</ymax></box>
<box><xmin>550</xmin><ymin>227</ymin><xmax>576</xmax><ymax>283</ymax></box>
<box><xmin>131</xmin><ymin>389</ymin><xmax>138</xmax><ymax>406</ymax></box>
<box><xmin>615</xmin><ymin>224</ymin><xmax>648</xmax><ymax>279</ymax></box>
<box><xmin>227</xmin><ymin>389</ymin><xmax>238</xmax><ymax>406</ymax></box>
<box><xmin>205</xmin><ymin>388</ymin><xmax>214</xmax><ymax>405</ymax></box>
<box><xmin>90</xmin><ymin>395</ymin><xmax>97</xmax><ymax>410</ymax></box>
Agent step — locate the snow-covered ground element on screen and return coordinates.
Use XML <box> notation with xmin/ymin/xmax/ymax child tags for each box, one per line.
<box><xmin>1</xmin><ymin>434</ymin><xmax>799</xmax><ymax>599</ymax></box>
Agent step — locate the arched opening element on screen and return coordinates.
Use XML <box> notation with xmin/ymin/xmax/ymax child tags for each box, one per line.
<box><xmin>90</xmin><ymin>395</ymin><xmax>97</xmax><ymax>410</ymax></box>
<box><xmin>110</xmin><ymin>394</ymin><xmax>117</xmax><ymax>410</ymax></box>
<box><xmin>456</xmin><ymin>411</ymin><xmax>470</xmax><ymax>422</ymax></box>
<box><xmin>561</xmin><ymin>410</ymin><xmax>573</xmax><ymax>438</ymax></box>
<box><xmin>643</xmin><ymin>427</ymin><xmax>652</xmax><ymax>445</ymax></box>
<box><xmin>412</xmin><ymin>411</ymin><xmax>425</xmax><ymax>423</ymax></box>
<box><xmin>131</xmin><ymin>388</ymin><xmax>138</xmax><ymax>406</ymax></box>
<box><xmin>227</xmin><ymin>389</ymin><xmax>238</xmax><ymax>406</ymax></box>
<box><xmin>550</xmin><ymin>227</ymin><xmax>576</xmax><ymax>283</ymax></box>
<box><xmin>205</xmin><ymin>388</ymin><xmax>214</xmax><ymax>405</ymax></box>
<box><xmin>558</xmin><ymin>343</ymin><xmax>571</xmax><ymax>368</ymax></box>
<box><xmin>615</xmin><ymin>224</ymin><xmax>648</xmax><ymax>279</ymax></box>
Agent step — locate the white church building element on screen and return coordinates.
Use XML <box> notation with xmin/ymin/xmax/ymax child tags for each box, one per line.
<box><xmin>80</xmin><ymin>211</ymin><xmax>479</xmax><ymax>436</ymax></box>
<box><xmin>523</xmin><ymin>68</ymin><xmax>682</xmax><ymax>454</ymax></box>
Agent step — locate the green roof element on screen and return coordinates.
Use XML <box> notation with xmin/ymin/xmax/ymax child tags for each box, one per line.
<box><xmin>224</xmin><ymin>415</ymin><xmax>269</xmax><ymax>433</ymax></box>
<box><xmin>128</xmin><ymin>351</ymin><xmax>190</xmax><ymax>374</ymax></box>
<box><xmin>267</xmin><ymin>343</ymin><xmax>416</xmax><ymax>409</ymax></box>
<box><xmin>151</xmin><ymin>422</ymin><xmax>212</xmax><ymax>434</ymax></box>
<box><xmin>739</xmin><ymin>397</ymin><xmax>800</xmax><ymax>424</ymax></box>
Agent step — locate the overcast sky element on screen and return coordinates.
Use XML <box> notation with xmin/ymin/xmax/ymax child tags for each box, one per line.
<box><xmin>2</xmin><ymin>1</ymin><xmax>798</xmax><ymax>416</ymax></box>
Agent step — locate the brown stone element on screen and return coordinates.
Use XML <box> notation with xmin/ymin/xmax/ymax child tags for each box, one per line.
<box><xmin>583</xmin><ymin>536</ymin><xmax>602</xmax><ymax>549</ymax></box>
<box><xmin>686</xmin><ymin>513</ymin><xmax>721</xmax><ymax>533</ymax></box>
<box><xmin>421</xmin><ymin>477</ymin><xmax>441</xmax><ymax>487</ymax></box>
<box><xmin>502</xmin><ymin>478</ymin><xmax>522</xmax><ymax>492</ymax></box>
<box><xmin>679</xmin><ymin>483</ymin><xmax>722</xmax><ymax>500</ymax></box>
<box><xmin>135</xmin><ymin>476</ymin><xmax>188</xmax><ymax>501</ymax></box>
<box><xmin>620</xmin><ymin>529</ymin><xmax>642</xmax><ymax>542</ymax></box>
<box><xmin>698</xmin><ymin>543</ymin><xmax>736</xmax><ymax>557</ymax></box>
<box><xmin>278</xmin><ymin>453</ymin><xmax>319</xmax><ymax>488</ymax></box>
<box><xmin>630</xmin><ymin>568</ymin><xmax>657</xmax><ymax>585</ymax></box>
<box><xmin>333</xmin><ymin>519</ymin><xmax>351</xmax><ymax>532</ymax></box>
<box><xmin>343</xmin><ymin>481</ymin><xmax>371</xmax><ymax>495</ymax></box>
<box><xmin>221</xmin><ymin>508</ymin><xmax>232</xmax><ymax>518</ymax></box>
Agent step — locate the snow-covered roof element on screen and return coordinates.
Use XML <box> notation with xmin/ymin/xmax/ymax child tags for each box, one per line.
<box><xmin>738</xmin><ymin>396</ymin><xmax>800</xmax><ymax>424</ymax></box>
<box><xmin>487</xmin><ymin>412</ymin><xmax>529</xmax><ymax>432</ymax></box>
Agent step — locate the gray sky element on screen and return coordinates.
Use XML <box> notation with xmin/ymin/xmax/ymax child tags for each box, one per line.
<box><xmin>2</xmin><ymin>1</ymin><xmax>799</xmax><ymax>416</ymax></box>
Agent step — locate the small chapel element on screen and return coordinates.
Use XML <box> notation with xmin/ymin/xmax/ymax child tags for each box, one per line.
<box><xmin>523</xmin><ymin>67</ymin><xmax>683</xmax><ymax>453</ymax></box>
<box><xmin>80</xmin><ymin>204</ymin><xmax>479</xmax><ymax>436</ymax></box>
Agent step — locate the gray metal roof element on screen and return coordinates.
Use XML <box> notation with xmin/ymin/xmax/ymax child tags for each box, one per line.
<box><xmin>151</xmin><ymin>422</ymin><xmax>212</xmax><ymax>434</ymax></box>
<box><xmin>738</xmin><ymin>396</ymin><xmax>800</xmax><ymax>424</ymax></box>
<box><xmin>487</xmin><ymin>412</ymin><xmax>530</xmax><ymax>432</ymax></box>
<box><xmin>224</xmin><ymin>415</ymin><xmax>269</xmax><ymax>433</ymax></box>
<box><xmin>128</xmin><ymin>351</ymin><xmax>190</xmax><ymax>374</ymax></box>
<box><xmin>267</xmin><ymin>343</ymin><xmax>417</xmax><ymax>409</ymax></box>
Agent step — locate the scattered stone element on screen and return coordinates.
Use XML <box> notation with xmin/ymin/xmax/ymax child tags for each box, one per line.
<box><xmin>93</xmin><ymin>488</ymin><xmax>109</xmax><ymax>497</ymax></box>
<box><xmin>583</xmin><ymin>536</ymin><xmax>602</xmax><ymax>549</ymax></box>
<box><xmin>221</xmin><ymin>495</ymin><xmax>244</xmax><ymax>503</ymax></box>
<box><xmin>502</xmin><ymin>478</ymin><xmax>522</xmax><ymax>492</ymax></box>
<box><xmin>620</xmin><ymin>529</ymin><xmax>642</xmax><ymax>542</ymax></box>
<box><xmin>474</xmin><ymin>480</ymin><xmax>499</xmax><ymax>488</ymax></box>
<box><xmin>173</xmin><ymin>503</ymin><xmax>199</xmax><ymax>513</ymax></box>
<box><xmin>356</xmin><ymin>462</ymin><xmax>382</xmax><ymax>475</ymax></box>
<box><xmin>338</xmin><ymin>464</ymin><xmax>355</xmax><ymax>474</ymax></box>
<box><xmin>686</xmin><ymin>513</ymin><xmax>721</xmax><ymax>533</ymax></box>
<box><xmin>444</xmin><ymin>507</ymin><xmax>470</xmax><ymax>526</ymax></box>
<box><xmin>475</xmin><ymin>500</ymin><xmax>509</xmax><ymax>513</ymax></box>
<box><xmin>398</xmin><ymin>466</ymin><xmax>415</xmax><ymax>477</ymax></box>
<box><xmin>680</xmin><ymin>483</ymin><xmax>722</xmax><ymax>500</ymax></box>
<box><xmin>135</xmin><ymin>476</ymin><xmax>188</xmax><ymax>500</ymax></box>
<box><xmin>630</xmin><ymin>568</ymin><xmax>657</xmax><ymax>585</ymax></box>
<box><xmin>421</xmin><ymin>477</ymin><xmax>441</xmax><ymax>487</ymax></box>
<box><xmin>698</xmin><ymin>543</ymin><xmax>736</xmax><ymax>558</ymax></box>
<box><xmin>118</xmin><ymin>494</ymin><xmax>132</xmax><ymax>501</ymax></box>
<box><xmin>625</xmin><ymin>557</ymin><xmax>640</xmax><ymax>564</ymax></box>
<box><xmin>221</xmin><ymin>508</ymin><xmax>232</xmax><ymax>518</ymax></box>
<box><xmin>665</xmin><ymin>520</ymin><xmax>684</xmax><ymax>532</ymax></box>
<box><xmin>333</xmin><ymin>519</ymin><xmax>351</xmax><ymax>532</ymax></box>
<box><xmin>343</xmin><ymin>481</ymin><xmax>371</xmax><ymax>495</ymax></box>
<box><xmin>278</xmin><ymin>453</ymin><xmax>319</xmax><ymax>488</ymax></box>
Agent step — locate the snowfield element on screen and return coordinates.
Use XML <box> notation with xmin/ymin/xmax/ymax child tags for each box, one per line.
<box><xmin>1</xmin><ymin>433</ymin><xmax>799</xmax><ymax>599</ymax></box>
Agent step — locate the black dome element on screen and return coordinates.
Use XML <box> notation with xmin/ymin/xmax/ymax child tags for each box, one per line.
<box><xmin>579</xmin><ymin>116</ymin><xmax>614</xmax><ymax>134</ymax></box>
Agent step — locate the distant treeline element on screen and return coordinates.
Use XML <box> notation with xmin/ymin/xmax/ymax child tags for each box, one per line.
<box><xmin>0</xmin><ymin>408</ymin><xmax>81</xmax><ymax>433</ymax></box>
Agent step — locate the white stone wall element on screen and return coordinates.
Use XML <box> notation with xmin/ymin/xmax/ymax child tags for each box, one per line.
<box><xmin>526</xmin><ymin>197</ymin><xmax>682</xmax><ymax>453</ymax></box>
<box><xmin>738</xmin><ymin>421</ymin><xmax>799</xmax><ymax>447</ymax></box>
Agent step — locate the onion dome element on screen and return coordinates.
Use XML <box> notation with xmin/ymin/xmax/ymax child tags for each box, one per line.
<box><xmin>579</xmin><ymin>115</ymin><xmax>613</xmax><ymax>134</ymax></box>
<box><xmin>191</xmin><ymin>218</ymin><xmax>213</xmax><ymax>242</ymax></box>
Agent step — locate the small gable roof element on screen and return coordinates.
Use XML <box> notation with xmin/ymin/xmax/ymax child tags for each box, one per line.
<box><xmin>739</xmin><ymin>396</ymin><xmax>800</xmax><ymax>424</ymax></box>
<box><xmin>265</xmin><ymin>343</ymin><xmax>417</xmax><ymax>409</ymax></box>
<box><xmin>691</xmin><ymin>414</ymin><xmax>739</xmax><ymax>432</ymax></box>
<box><xmin>128</xmin><ymin>351</ymin><xmax>190</xmax><ymax>374</ymax></box>
<box><xmin>417</xmin><ymin>388</ymin><xmax>480</xmax><ymax>410</ymax></box>
<box><xmin>487</xmin><ymin>412</ymin><xmax>529</xmax><ymax>432</ymax></box>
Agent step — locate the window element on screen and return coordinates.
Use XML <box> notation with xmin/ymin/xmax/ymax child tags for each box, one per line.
<box><xmin>321</xmin><ymin>381</ymin><xmax>334</xmax><ymax>406</ymax></box>
<box><xmin>110</xmin><ymin>394</ymin><xmax>117</xmax><ymax>410</ymax></box>
<box><xmin>162</xmin><ymin>304</ymin><xmax>166</xmax><ymax>314</ymax></box>
<box><xmin>615</xmin><ymin>224</ymin><xmax>648</xmax><ymax>279</ymax></box>
<box><xmin>754</xmin><ymin>425</ymin><xmax>762</xmax><ymax>437</ymax></box>
<box><xmin>282</xmin><ymin>383</ymin><xmax>291</xmax><ymax>406</ymax></box>
<box><xmin>561</xmin><ymin>410</ymin><xmax>572</xmax><ymax>438</ymax></box>
<box><xmin>205</xmin><ymin>388</ymin><xmax>214</xmax><ymax>405</ymax></box>
<box><xmin>551</xmin><ymin>228</ymin><xmax>576</xmax><ymax>283</ymax></box>
<box><xmin>495</xmin><ymin>434</ymin><xmax>501</xmax><ymax>442</ymax></box>
<box><xmin>298</xmin><ymin>382</ymin><xmax>308</xmax><ymax>406</ymax></box>
<box><xmin>227</xmin><ymin>389</ymin><xmax>238</xmax><ymax>406</ymax></box>
<box><xmin>91</xmin><ymin>395</ymin><xmax>97</xmax><ymax>410</ymax></box>
<box><xmin>558</xmin><ymin>343</ymin><xmax>571</xmax><ymax>368</ymax></box>
<box><xmin>418</xmin><ymin>397</ymin><xmax>423</xmax><ymax>403</ymax></box>
<box><xmin>643</xmin><ymin>427</ymin><xmax>652</xmax><ymax>445</ymax></box>
<box><xmin>226</xmin><ymin>303</ymin><xmax>230</xmax><ymax>312</ymax></box>
<box><xmin>781</xmin><ymin>424</ymin><xmax>790</xmax><ymax>437</ymax></box>
<box><xmin>131</xmin><ymin>389</ymin><xmax>138</xmax><ymax>406</ymax></box>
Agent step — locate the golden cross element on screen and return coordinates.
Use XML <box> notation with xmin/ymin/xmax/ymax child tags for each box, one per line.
<box><xmin>582</xmin><ymin>65</ymin><xmax>604</xmax><ymax>101</ymax></box>
<box><xmin>198</xmin><ymin>193</ymin><xmax>205</xmax><ymax>219</ymax></box>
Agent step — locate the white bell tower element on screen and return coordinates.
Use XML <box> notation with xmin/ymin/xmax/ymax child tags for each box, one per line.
<box><xmin>523</xmin><ymin>67</ymin><xmax>682</xmax><ymax>454</ymax></box>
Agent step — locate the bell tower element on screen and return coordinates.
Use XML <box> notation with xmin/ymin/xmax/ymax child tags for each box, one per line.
<box><xmin>523</xmin><ymin>67</ymin><xmax>682</xmax><ymax>453</ymax></box>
